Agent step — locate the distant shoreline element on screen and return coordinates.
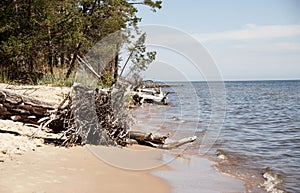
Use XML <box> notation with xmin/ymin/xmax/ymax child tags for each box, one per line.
<box><xmin>151</xmin><ymin>79</ymin><xmax>300</xmax><ymax>84</ymax></box>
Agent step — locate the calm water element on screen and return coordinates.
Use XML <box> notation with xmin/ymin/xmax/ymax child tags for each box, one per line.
<box><xmin>137</xmin><ymin>80</ymin><xmax>300</xmax><ymax>192</ymax></box>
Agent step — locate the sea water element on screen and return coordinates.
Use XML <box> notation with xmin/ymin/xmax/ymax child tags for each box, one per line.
<box><xmin>135</xmin><ymin>80</ymin><xmax>300</xmax><ymax>192</ymax></box>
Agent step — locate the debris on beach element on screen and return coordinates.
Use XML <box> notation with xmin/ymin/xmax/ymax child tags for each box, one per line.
<box><xmin>131</xmin><ymin>87</ymin><xmax>169</xmax><ymax>105</ymax></box>
<box><xmin>0</xmin><ymin>83</ymin><xmax>196</xmax><ymax>149</ymax></box>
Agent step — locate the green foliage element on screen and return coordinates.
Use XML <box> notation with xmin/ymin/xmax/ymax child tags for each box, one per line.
<box><xmin>37</xmin><ymin>70</ymin><xmax>75</xmax><ymax>87</ymax></box>
<box><xmin>144</xmin><ymin>0</ymin><xmax>162</xmax><ymax>12</ymax></box>
<box><xmin>0</xmin><ymin>67</ymin><xmax>74</xmax><ymax>86</ymax></box>
<box><xmin>129</xmin><ymin>33</ymin><xmax>157</xmax><ymax>73</ymax></box>
<box><xmin>0</xmin><ymin>0</ymin><xmax>162</xmax><ymax>84</ymax></box>
<box><xmin>100</xmin><ymin>73</ymin><xmax>115</xmax><ymax>88</ymax></box>
<box><xmin>0</xmin><ymin>71</ymin><xmax>9</xmax><ymax>83</ymax></box>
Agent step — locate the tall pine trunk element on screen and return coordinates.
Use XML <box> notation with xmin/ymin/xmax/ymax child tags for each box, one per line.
<box><xmin>65</xmin><ymin>43</ymin><xmax>82</xmax><ymax>80</ymax></box>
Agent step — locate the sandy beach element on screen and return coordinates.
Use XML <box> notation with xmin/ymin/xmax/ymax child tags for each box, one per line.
<box><xmin>0</xmin><ymin>144</ymin><xmax>170</xmax><ymax>193</ymax></box>
<box><xmin>0</xmin><ymin>84</ymin><xmax>168</xmax><ymax>192</ymax></box>
<box><xmin>0</xmin><ymin>84</ymin><xmax>247</xmax><ymax>192</ymax></box>
<box><xmin>0</xmin><ymin>119</ymin><xmax>246</xmax><ymax>193</ymax></box>
<box><xmin>0</xmin><ymin>109</ymin><xmax>170</xmax><ymax>193</ymax></box>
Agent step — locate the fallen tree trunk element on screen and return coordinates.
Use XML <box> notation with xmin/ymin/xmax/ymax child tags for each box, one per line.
<box><xmin>0</xmin><ymin>89</ymin><xmax>55</xmax><ymax>125</ymax></box>
<box><xmin>128</xmin><ymin>130</ymin><xmax>197</xmax><ymax>150</ymax></box>
<box><xmin>153</xmin><ymin>136</ymin><xmax>197</xmax><ymax>150</ymax></box>
<box><xmin>0</xmin><ymin>88</ymin><xmax>69</xmax><ymax>134</ymax></box>
<box><xmin>128</xmin><ymin>130</ymin><xmax>169</xmax><ymax>144</ymax></box>
<box><xmin>0</xmin><ymin>87</ymin><xmax>197</xmax><ymax>150</ymax></box>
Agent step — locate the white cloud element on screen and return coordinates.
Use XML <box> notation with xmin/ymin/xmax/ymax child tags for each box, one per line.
<box><xmin>194</xmin><ymin>24</ymin><xmax>300</xmax><ymax>42</ymax></box>
<box><xmin>235</xmin><ymin>42</ymin><xmax>300</xmax><ymax>52</ymax></box>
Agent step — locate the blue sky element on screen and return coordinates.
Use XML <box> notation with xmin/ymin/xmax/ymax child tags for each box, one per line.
<box><xmin>135</xmin><ymin>0</ymin><xmax>300</xmax><ymax>81</ymax></box>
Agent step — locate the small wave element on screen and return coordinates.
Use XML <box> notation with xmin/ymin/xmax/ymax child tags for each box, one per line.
<box><xmin>212</xmin><ymin>149</ymin><xmax>264</xmax><ymax>192</ymax></box>
<box><xmin>261</xmin><ymin>167</ymin><xmax>286</xmax><ymax>193</ymax></box>
<box><xmin>215</xmin><ymin>149</ymin><xmax>249</xmax><ymax>163</ymax></box>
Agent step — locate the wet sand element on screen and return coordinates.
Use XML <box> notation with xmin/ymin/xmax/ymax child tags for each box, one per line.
<box><xmin>154</xmin><ymin>155</ymin><xmax>246</xmax><ymax>193</ymax></box>
<box><xmin>132</xmin><ymin>104</ymin><xmax>247</xmax><ymax>193</ymax></box>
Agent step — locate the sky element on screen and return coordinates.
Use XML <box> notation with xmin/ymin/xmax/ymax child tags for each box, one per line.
<box><xmin>134</xmin><ymin>0</ymin><xmax>300</xmax><ymax>81</ymax></box>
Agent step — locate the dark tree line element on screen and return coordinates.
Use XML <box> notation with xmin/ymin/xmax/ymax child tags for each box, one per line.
<box><xmin>0</xmin><ymin>0</ymin><xmax>161</xmax><ymax>84</ymax></box>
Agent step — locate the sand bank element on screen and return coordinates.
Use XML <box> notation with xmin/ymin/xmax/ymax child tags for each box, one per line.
<box><xmin>0</xmin><ymin>145</ymin><xmax>170</xmax><ymax>193</ymax></box>
<box><xmin>0</xmin><ymin>120</ymin><xmax>246</xmax><ymax>193</ymax></box>
<box><xmin>0</xmin><ymin>118</ymin><xmax>170</xmax><ymax>193</ymax></box>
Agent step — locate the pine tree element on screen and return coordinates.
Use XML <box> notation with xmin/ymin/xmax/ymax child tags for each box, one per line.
<box><xmin>0</xmin><ymin>0</ymin><xmax>162</xmax><ymax>83</ymax></box>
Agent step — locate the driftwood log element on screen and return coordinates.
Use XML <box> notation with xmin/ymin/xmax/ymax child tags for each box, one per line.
<box><xmin>131</xmin><ymin>87</ymin><xmax>169</xmax><ymax>105</ymax></box>
<box><xmin>0</xmin><ymin>86</ymin><xmax>197</xmax><ymax>149</ymax></box>
<box><xmin>128</xmin><ymin>131</ymin><xmax>169</xmax><ymax>144</ymax></box>
<box><xmin>0</xmin><ymin>89</ymin><xmax>56</xmax><ymax>125</ymax></box>
<box><xmin>127</xmin><ymin>131</ymin><xmax>197</xmax><ymax>149</ymax></box>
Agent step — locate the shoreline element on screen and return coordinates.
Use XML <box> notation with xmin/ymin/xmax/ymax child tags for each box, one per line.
<box><xmin>0</xmin><ymin>83</ymin><xmax>248</xmax><ymax>192</ymax></box>
<box><xmin>152</xmin><ymin>153</ymin><xmax>246</xmax><ymax>193</ymax></box>
<box><xmin>0</xmin><ymin>119</ymin><xmax>247</xmax><ymax>193</ymax></box>
<box><xmin>133</xmin><ymin>104</ymin><xmax>248</xmax><ymax>193</ymax></box>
